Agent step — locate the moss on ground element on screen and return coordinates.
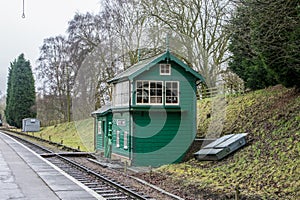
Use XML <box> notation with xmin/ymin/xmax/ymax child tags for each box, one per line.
<box><xmin>157</xmin><ymin>85</ymin><xmax>300</xmax><ymax>199</ymax></box>
<box><xmin>36</xmin><ymin>85</ymin><xmax>299</xmax><ymax>199</ymax></box>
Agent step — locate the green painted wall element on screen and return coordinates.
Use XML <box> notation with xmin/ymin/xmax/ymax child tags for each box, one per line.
<box><xmin>131</xmin><ymin>61</ymin><xmax>198</xmax><ymax>166</ymax></box>
<box><xmin>95</xmin><ymin>114</ymin><xmax>112</xmax><ymax>151</ymax></box>
<box><xmin>95</xmin><ymin>60</ymin><xmax>200</xmax><ymax>166</ymax></box>
<box><xmin>111</xmin><ymin>112</ymin><xmax>130</xmax><ymax>158</ymax></box>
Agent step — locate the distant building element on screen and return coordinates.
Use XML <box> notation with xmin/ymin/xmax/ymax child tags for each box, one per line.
<box><xmin>22</xmin><ymin>118</ymin><xmax>40</xmax><ymax>132</ymax></box>
<box><xmin>92</xmin><ymin>50</ymin><xmax>205</xmax><ymax>167</ymax></box>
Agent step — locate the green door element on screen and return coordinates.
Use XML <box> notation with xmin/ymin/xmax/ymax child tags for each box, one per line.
<box><xmin>104</xmin><ymin>121</ymin><xmax>112</xmax><ymax>158</ymax></box>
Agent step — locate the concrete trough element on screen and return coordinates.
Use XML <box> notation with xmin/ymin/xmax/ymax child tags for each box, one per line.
<box><xmin>194</xmin><ymin>133</ymin><xmax>248</xmax><ymax>161</ymax></box>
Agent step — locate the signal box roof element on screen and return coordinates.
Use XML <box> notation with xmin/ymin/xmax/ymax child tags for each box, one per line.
<box><xmin>108</xmin><ymin>51</ymin><xmax>205</xmax><ymax>84</ymax></box>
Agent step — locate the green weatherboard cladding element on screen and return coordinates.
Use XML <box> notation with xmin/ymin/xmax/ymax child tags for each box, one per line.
<box><xmin>132</xmin><ymin>110</ymin><xmax>181</xmax><ymax>153</ymax></box>
<box><xmin>92</xmin><ymin>51</ymin><xmax>205</xmax><ymax>166</ymax></box>
<box><xmin>111</xmin><ymin>112</ymin><xmax>130</xmax><ymax>157</ymax></box>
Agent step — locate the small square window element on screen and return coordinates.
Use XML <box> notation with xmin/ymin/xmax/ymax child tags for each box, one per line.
<box><xmin>160</xmin><ymin>64</ymin><xmax>171</xmax><ymax>75</ymax></box>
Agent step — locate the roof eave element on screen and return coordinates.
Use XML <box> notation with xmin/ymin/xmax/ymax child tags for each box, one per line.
<box><xmin>168</xmin><ymin>53</ymin><xmax>206</xmax><ymax>83</ymax></box>
<box><xmin>108</xmin><ymin>77</ymin><xmax>129</xmax><ymax>84</ymax></box>
<box><xmin>108</xmin><ymin>51</ymin><xmax>205</xmax><ymax>84</ymax></box>
<box><xmin>127</xmin><ymin>53</ymin><xmax>169</xmax><ymax>81</ymax></box>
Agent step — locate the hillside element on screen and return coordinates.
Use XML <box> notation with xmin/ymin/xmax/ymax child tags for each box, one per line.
<box><xmin>139</xmin><ymin>85</ymin><xmax>300</xmax><ymax>199</ymax></box>
<box><xmin>38</xmin><ymin>119</ymin><xmax>94</xmax><ymax>152</ymax></box>
<box><xmin>35</xmin><ymin>85</ymin><xmax>299</xmax><ymax>199</ymax></box>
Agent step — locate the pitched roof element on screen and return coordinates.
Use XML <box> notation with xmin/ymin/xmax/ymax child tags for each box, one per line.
<box><xmin>91</xmin><ymin>104</ymin><xmax>111</xmax><ymax>116</ymax></box>
<box><xmin>108</xmin><ymin>51</ymin><xmax>205</xmax><ymax>84</ymax></box>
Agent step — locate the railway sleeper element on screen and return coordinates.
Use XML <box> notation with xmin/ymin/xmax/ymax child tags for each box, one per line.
<box><xmin>70</xmin><ymin>174</ymin><xmax>86</xmax><ymax>177</ymax></box>
<box><xmin>105</xmin><ymin>197</ymin><xmax>130</xmax><ymax>200</ymax></box>
<box><xmin>93</xmin><ymin>187</ymin><xmax>111</xmax><ymax>191</ymax></box>
<box><xmin>77</xmin><ymin>180</ymin><xmax>91</xmax><ymax>184</ymax></box>
<box><xmin>101</xmin><ymin>193</ymin><xmax>124</xmax><ymax>197</ymax></box>
<box><xmin>68</xmin><ymin>172</ymin><xmax>86</xmax><ymax>176</ymax></box>
<box><xmin>83</xmin><ymin>182</ymin><xmax>99</xmax><ymax>186</ymax></box>
<box><xmin>95</xmin><ymin>189</ymin><xmax>116</xmax><ymax>194</ymax></box>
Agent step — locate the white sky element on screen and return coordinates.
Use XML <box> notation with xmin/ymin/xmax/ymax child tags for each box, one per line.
<box><xmin>0</xmin><ymin>0</ymin><xmax>101</xmax><ymax>95</ymax></box>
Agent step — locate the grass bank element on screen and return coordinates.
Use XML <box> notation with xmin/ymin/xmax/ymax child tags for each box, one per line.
<box><xmin>39</xmin><ymin>118</ymin><xmax>94</xmax><ymax>152</ymax></box>
<box><xmin>36</xmin><ymin>85</ymin><xmax>299</xmax><ymax>199</ymax></box>
<box><xmin>154</xmin><ymin>85</ymin><xmax>300</xmax><ymax>199</ymax></box>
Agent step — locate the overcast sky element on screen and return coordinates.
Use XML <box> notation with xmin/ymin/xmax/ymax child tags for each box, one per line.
<box><xmin>0</xmin><ymin>0</ymin><xmax>101</xmax><ymax>95</ymax></box>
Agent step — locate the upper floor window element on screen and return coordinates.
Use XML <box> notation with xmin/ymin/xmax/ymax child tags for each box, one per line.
<box><xmin>113</xmin><ymin>81</ymin><xmax>129</xmax><ymax>106</ymax></box>
<box><xmin>136</xmin><ymin>81</ymin><xmax>163</xmax><ymax>105</ymax></box>
<box><xmin>165</xmin><ymin>81</ymin><xmax>179</xmax><ymax>105</ymax></box>
<box><xmin>160</xmin><ymin>64</ymin><xmax>171</xmax><ymax>75</ymax></box>
<box><xmin>136</xmin><ymin>80</ymin><xmax>179</xmax><ymax>105</ymax></box>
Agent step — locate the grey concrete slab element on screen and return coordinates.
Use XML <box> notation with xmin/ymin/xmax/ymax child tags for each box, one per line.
<box><xmin>0</xmin><ymin>132</ymin><xmax>103</xmax><ymax>200</ymax></box>
<box><xmin>0</xmin><ymin>134</ymin><xmax>58</xmax><ymax>200</ymax></box>
<box><xmin>56</xmin><ymin>190</ymin><xmax>100</xmax><ymax>200</ymax></box>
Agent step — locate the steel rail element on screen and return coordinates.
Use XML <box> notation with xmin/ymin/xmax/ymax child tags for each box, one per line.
<box><xmin>3</xmin><ymin>131</ymin><xmax>150</xmax><ymax>200</ymax></box>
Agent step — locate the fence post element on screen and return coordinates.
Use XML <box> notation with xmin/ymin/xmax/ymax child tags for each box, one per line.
<box><xmin>235</xmin><ymin>186</ymin><xmax>240</xmax><ymax>200</ymax></box>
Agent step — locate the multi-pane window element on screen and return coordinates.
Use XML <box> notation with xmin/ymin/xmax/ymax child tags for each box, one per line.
<box><xmin>136</xmin><ymin>81</ymin><xmax>163</xmax><ymax>104</ymax></box>
<box><xmin>165</xmin><ymin>81</ymin><xmax>179</xmax><ymax>105</ymax></box>
<box><xmin>150</xmin><ymin>82</ymin><xmax>163</xmax><ymax>104</ymax></box>
<box><xmin>160</xmin><ymin>64</ymin><xmax>171</xmax><ymax>75</ymax></box>
<box><xmin>113</xmin><ymin>81</ymin><xmax>129</xmax><ymax>106</ymax></box>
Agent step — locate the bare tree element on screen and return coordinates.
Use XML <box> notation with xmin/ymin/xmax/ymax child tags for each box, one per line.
<box><xmin>36</xmin><ymin>36</ymin><xmax>73</xmax><ymax>122</ymax></box>
<box><xmin>142</xmin><ymin>0</ymin><xmax>233</xmax><ymax>87</ymax></box>
<box><xmin>67</xmin><ymin>0</ymin><xmax>165</xmax><ymax>116</ymax></box>
<box><xmin>67</xmin><ymin>12</ymin><xmax>120</xmax><ymax>119</ymax></box>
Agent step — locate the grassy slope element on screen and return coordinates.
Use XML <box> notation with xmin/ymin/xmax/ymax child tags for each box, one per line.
<box><xmin>36</xmin><ymin>85</ymin><xmax>299</xmax><ymax>199</ymax></box>
<box><xmin>38</xmin><ymin>118</ymin><xmax>94</xmax><ymax>152</ymax></box>
<box><xmin>157</xmin><ymin>85</ymin><xmax>300</xmax><ymax>199</ymax></box>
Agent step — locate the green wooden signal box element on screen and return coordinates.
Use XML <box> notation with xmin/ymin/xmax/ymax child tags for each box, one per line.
<box><xmin>92</xmin><ymin>51</ymin><xmax>205</xmax><ymax>166</ymax></box>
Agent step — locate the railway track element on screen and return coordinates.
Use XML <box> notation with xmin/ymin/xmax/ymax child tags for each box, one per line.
<box><xmin>3</xmin><ymin>131</ymin><xmax>153</xmax><ymax>200</ymax></box>
<box><xmin>45</xmin><ymin>155</ymin><xmax>151</xmax><ymax>200</ymax></box>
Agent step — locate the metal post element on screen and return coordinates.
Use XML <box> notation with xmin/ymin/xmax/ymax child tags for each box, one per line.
<box><xmin>124</xmin><ymin>161</ymin><xmax>127</xmax><ymax>174</ymax></box>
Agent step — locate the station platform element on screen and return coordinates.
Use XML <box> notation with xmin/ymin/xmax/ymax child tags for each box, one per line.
<box><xmin>0</xmin><ymin>131</ymin><xmax>103</xmax><ymax>200</ymax></box>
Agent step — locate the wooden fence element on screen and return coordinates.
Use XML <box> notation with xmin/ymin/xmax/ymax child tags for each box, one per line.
<box><xmin>198</xmin><ymin>85</ymin><xmax>245</xmax><ymax>100</ymax></box>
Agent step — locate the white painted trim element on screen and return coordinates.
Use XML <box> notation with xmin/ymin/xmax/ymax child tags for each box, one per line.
<box><xmin>0</xmin><ymin>132</ymin><xmax>105</xmax><ymax>200</ymax></box>
<box><xmin>116</xmin><ymin>130</ymin><xmax>120</xmax><ymax>148</ymax></box>
<box><xmin>160</xmin><ymin>64</ymin><xmax>171</xmax><ymax>75</ymax></box>
<box><xmin>135</xmin><ymin>80</ymin><xmax>164</xmax><ymax>105</ymax></box>
<box><xmin>165</xmin><ymin>81</ymin><xmax>180</xmax><ymax>105</ymax></box>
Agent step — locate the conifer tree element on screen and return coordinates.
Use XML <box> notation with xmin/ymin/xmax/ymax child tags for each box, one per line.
<box><xmin>229</xmin><ymin>0</ymin><xmax>300</xmax><ymax>89</ymax></box>
<box><xmin>5</xmin><ymin>54</ymin><xmax>36</xmax><ymax>128</ymax></box>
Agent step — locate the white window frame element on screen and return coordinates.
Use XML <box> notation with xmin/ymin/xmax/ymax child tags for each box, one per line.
<box><xmin>113</xmin><ymin>81</ymin><xmax>129</xmax><ymax>107</ymax></box>
<box><xmin>165</xmin><ymin>81</ymin><xmax>180</xmax><ymax>105</ymax></box>
<box><xmin>116</xmin><ymin>130</ymin><xmax>120</xmax><ymax>148</ymax></box>
<box><xmin>97</xmin><ymin>121</ymin><xmax>102</xmax><ymax>135</ymax></box>
<box><xmin>160</xmin><ymin>64</ymin><xmax>171</xmax><ymax>75</ymax></box>
<box><xmin>124</xmin><ymin>131</ymin><xmax>128</xmax><ymax>150</ymax></box>
<box><xmin>136</xmin><ymin>80</ymin><xmax>163</xmax><ymax>105</ymax></box>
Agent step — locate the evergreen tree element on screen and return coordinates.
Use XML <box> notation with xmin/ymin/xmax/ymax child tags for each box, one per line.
<box><xmin>5</xmin><ymin>61</ymin><xmax>15</xmax><ymax>126</ymax></box>
<box><xmin>229</xmin><ymin>0</ymin><xmax>300</xmax><ymax>89</ymax></box>
<box><xmin>5</xmin><ymin>54</ymin><xmax>36</xmax><ymax>128</ymax></box>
